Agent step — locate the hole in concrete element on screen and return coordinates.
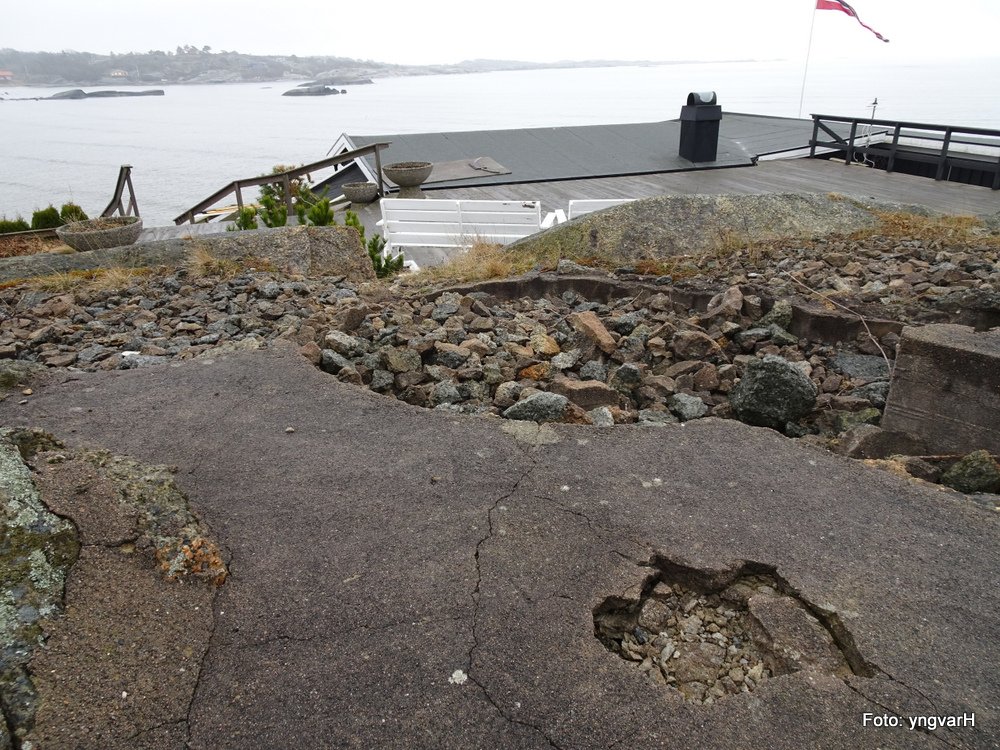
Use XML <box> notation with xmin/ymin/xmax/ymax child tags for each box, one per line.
<box><xmin>593</xmin><ymin>556</ymin><xmax>871</xmax><ymax>705</ymax></box>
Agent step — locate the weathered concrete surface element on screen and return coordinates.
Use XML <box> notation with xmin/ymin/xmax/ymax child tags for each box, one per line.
<box><xmin>882</xmin><ymin>324</ymin><xmax>1000</xmax><ymax>454</ymax></box>
<box><xmin>0</xmin><ymin>225</ymin><xmax>374</xmax><ymax>283</ymax></box>
<box><xmin>1</xmin><ymin>343</ymin><xmax>998</xmax><ymax>749</ymax></box>
<box><xmin>509</xmin><ymin>193</ymin><xmax>883</xmax><ymax>260</ymax></box>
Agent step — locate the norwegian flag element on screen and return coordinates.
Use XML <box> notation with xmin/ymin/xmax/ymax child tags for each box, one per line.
<box><xmin>817</xmin><ymin>0</ymin><xmax>890</xmax><ymax>42</ymax></box>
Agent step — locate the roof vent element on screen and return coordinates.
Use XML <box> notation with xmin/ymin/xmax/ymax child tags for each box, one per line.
<box><xmin>679</xmin><ymin>91</ymin><xmax>722</xmax><ymax>163</ymax></box>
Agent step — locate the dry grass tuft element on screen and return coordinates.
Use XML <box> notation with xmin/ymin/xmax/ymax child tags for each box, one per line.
<box><xmin>858</xmin><ymin>211</ymin><xmax>998</xmax><ymax>246</ymax></box>
<box><xmin>186</xmin><ymin>245</ymin><xmax>243</xmax><ymax>279</ymax></box>
<box><xmin>15</xmin><ymin>266</ymin><xmax>154</xmax><ymax>293</ymax></box>
<box><xmin>416</xmin><ymin>240</ymin><xmax>538</xmax><ymax>284</ymax></box>
<box><xmin>186</xmin><ymin>245</ymin><xmax>276</xmax><ymax>278</ymax></box>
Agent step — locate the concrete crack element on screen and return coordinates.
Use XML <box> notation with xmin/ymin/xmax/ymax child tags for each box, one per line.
<box><xmin>543</xmin><ymin>496</ymin><xmax>649</xmax><ymax>563</ymax></box>
<box><xmin>183</xmin><ymin>552</ymin><xmax>228</xmax><ymax>750</ymax></box>
<box><xmin>841</xmin><ymin>679</ymin><xmax>963</xmax><ymax>750</ymax></box>
<box><xmin>240</xmin><ymin>614</ymin><xmax>467</xmax><ymax>650</ymax></box>
<box><xmin>463</xmin><ymin>450</ymin><xmax>565</xmax><ymax>748</ymax></box>
<box><xmin>468</xmin><ymin>674</ymin><xmax>564</xmax><ymax>750</ymax></box>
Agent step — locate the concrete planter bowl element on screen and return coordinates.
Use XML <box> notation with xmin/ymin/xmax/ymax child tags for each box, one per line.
<box><xmin>56</xmin><ymin>216</ymin><xmax>143</xmax><ymax>252</ymax></box>
<box><xmin>383</xmin><ymin>161</ymin><xmax>433</xmax><ymax>198</ymax></box>
<box><xmin>341</xmin><ymin>181</ymin><xmax>380</xmax><ymax>205</ymax></box>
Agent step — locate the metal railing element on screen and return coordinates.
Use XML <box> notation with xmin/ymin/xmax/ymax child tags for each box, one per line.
<box><xmin>173</xmin><ymin>142</ymin><xmax>391</xmax><ymax>225</ymax></box>
<box><xmin>810</xmin><ymin>115</ymin><xmax>1000</xmax><ymax>189</ymax></box>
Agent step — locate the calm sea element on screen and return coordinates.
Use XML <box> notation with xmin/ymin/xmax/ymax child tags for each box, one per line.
<box><xmin>2</xmin><ymin>58</ymin><xmax>998</xmax><ymax>226</ymax></box>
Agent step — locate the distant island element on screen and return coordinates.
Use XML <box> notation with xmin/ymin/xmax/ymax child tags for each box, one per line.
<box><xmin>0</xmin><ymin>47</ymin><xmax>758</xmax><ymax>88</ymax></box>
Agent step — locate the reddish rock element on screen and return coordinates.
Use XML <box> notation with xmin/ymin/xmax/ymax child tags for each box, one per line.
<box><xmin>568</xmin><ymin>311</ymin><xmax>616</xmax><ymax>355</ymax></box>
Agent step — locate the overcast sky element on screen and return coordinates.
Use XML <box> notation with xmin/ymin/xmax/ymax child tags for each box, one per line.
<box><xmin>3</xmin><ymin>0</ymin><xmax>998</xmax><ymax>65</ymax></box>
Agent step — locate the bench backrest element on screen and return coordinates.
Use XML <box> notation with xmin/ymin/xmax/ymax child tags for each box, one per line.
<box><xmin>567</xmin><ymin>199</ymin><xmax>636</xmax><ymax>220</ymax></box>
<box><xmin>380</xmin><ymin>198</ymin><xmax>542</xmax><ymax>251</ymax></box>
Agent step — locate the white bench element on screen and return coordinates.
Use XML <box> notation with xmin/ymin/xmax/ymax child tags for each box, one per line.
<box><xmin>380</xmin><ymin>198</ymin><xmax>543</xmax><ymax>255</ymax></box>
<box><xmin>567</xmin><ymin>199</ymin><xmax>637</xmax><ymax>220</ymax></box>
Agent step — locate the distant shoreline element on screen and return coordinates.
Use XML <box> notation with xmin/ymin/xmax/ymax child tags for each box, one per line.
<box><xmin>0</xmin><ymin>56</ymin><xmax>776</xmax><ymax>90</ymax></box>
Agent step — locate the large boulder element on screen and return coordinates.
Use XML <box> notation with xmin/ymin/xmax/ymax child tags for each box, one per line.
<box><xmin>729</xmin><ymin>355</ymin><xmax>818</xmax><ymax>430</ymax></box>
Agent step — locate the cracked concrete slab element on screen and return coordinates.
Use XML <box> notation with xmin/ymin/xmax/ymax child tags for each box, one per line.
<box><xmin>2</xmin><ymin>342</ymin><xmax>998</xmax><ymax>749</ymax></box>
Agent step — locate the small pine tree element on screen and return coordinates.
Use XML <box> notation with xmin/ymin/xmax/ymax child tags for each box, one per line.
<box><xmin>227</xmin><ymin>206</ymin><xmax>258</xmax><ymax>231</ymax></box>
<box><xmin>306</xmin><ymin>198</ymin><xmax>336</xmax><ymax>226</ymax></box>
<box><xmin>258</xmin><ymin>194</ymin><xmax>287</xmax><ymax>227</ymax></box>
<box><xmin>343</xmin><ymin>210</ymin><xmax>404</xmax><ymax>278</ymax></box>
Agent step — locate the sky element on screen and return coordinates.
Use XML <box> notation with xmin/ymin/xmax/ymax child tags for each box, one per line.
<box><xmin>2</xmin><ymin>0</ymin><xmax>998</xmax><ymax>65</ymax></box>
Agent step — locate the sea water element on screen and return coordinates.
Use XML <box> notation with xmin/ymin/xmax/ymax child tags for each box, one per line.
<box><xmin>1</xmin><ymin>57</ymin><xmax>998</xmax><ymax>225</ymax></box>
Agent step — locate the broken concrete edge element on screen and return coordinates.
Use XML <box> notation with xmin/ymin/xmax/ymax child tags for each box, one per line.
<box><xmin>426</xmin><ymin>272</ymin><xmax>904</xmax><ymax>346</ymax></box>
<box><xmin>0</xmin><ymin>225</ymin><xmax>375</xmax><ymax>284</ymax></box>
<box><xmin>594</xmin><ymin>554</ymin><xmax>871</xmax><ymax>704</ymax></box>
<box><xmin>0</xmin><ymin>427</ymin><xmax>228</xmax><ymax>743</ymax></box>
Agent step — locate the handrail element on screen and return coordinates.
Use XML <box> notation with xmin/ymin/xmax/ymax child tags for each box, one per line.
<box><xmin>101</xmin><ymin>165</ymin><xmax>140</xmax><ymax>218</ymax></box>
<box><xmin>809</xmin><ymin>115</ymin><xmax>1000</xmax><ymax>190</ymax></box>
<box><xmin>173</xmin><ymin>142</ymin><xmax>391</xmax><ymax>224</ymax></box>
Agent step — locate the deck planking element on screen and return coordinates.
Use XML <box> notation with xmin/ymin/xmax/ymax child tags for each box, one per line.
<box><xmin>421</xmin><ymin>158</ymin><xmax>999</xmax><ymax>217</ymax></box>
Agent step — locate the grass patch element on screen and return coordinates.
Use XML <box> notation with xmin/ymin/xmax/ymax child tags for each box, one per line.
<box><xmin>414</xmin><ymin>240</ymin><xmax>547</xmax><ymax>284</ymax></box>
<box><xmin>858</xmin><ymin>211</ymin><xmax>999</xmax><ymax>246</ymax></box>
<box><xmin>186</xmin><ymin>245</ymin><xmax>276</xmax><ymax>278</ymax></box>
<box><xmin>0</xmin><ymin>266</ymin><xmax>155</xmax><ymax>293</ymax></box>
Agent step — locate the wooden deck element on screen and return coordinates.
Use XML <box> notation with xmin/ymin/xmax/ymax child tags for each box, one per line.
<box><xmin>351</xmin><ymin>157</ymin><xmax>998</xmax><ymax>261</ymax></box>
<box><xmin>423</xmin><ymin>158</ymin><xmax>999</xmax><ymax>217</ymax></box>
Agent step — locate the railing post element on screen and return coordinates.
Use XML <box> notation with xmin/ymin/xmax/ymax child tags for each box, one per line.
<box><xmin>235</xmin><ymin>183</ymin><xmax>244</xmax><ymax>212</ymax></box>
<box><xmin>845</xmin><ymin>121</ymin><xmax>859</xmax><ymax>165</ymax></box>
<box><xmin>374</xmin><ymin>145</ymin><xmax>385</xmax><ymax>196</ymax></box>
<box><xmin>282</xmin><ymin>174</ymin><xmax>294</xmax><ymax>221</ymax></box>
<box><xmin>935</xmin><ymin>129</ymin><xmax>953</xmax><ymax>181</ymax></box>
<box><xmin>887</xmin><ymin>125</ymin><xmax>902</xmax><ymax>173</ymax></box>
<box><xmin>809</xmin><ymin>117</ymin><xmax>819</xmax><ymax>157</ymax></box>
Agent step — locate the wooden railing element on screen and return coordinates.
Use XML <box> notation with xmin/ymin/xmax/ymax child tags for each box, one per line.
<box><xmin>173</xmin><ymin>142</ymin><xmax>390</xmax><ymax>225</ymax></box>
<box><xmin>810</xmin><ymin>115</ymin><xmax>1000</xmax><ymax>189</ymax></box>
<box><xmin>101</xmin><ymin>164</ymin><xmax>140</xmax><ymax>218</ymax></box>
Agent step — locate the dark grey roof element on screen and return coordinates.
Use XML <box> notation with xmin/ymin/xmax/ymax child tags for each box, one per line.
<box><xmin>719</xmin><ymin>112</ymin><xmax>826</xmax><ymax>156</ymax></box>
<box><xmin>347</xmin><ymin>120</ymin><xmax>753</xmax><ymax>189</ymax></box>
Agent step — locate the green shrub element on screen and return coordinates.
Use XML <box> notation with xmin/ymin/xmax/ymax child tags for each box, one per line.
<box><xmin>258</xmin><ymin>194</ymin><xmax>287</xmax><ymax>228</ymax></box>
<box><xmin>306</xmin><ymin>198</ymin><xmax>336</xmax><ymax>227</ymax></box>
<box><xmin>31</xmin><ymin>205</ymin><xmax>64</xmax><ymax>230</ymax></box>
<box><xmin>343</xmin><ymin>210</ymin><xmax>403</xmax><ymax>278</ymax></box>
<box><xmin>227</xmin><ymin>206</ymin><xmax>259</xmax><ymax>231</ymax></box>
<box><xmin>367</xmin><ymin>234</ymin><xmax>404</xmax><ymax>278</ymax></box>
<box><xmin>0</xmin><ymin>217</ymin><xmax>31</xmax><ymax>234</ymax></box>
<box><xmin>59</xmin><ymin>202</ymin><xmax>88</xmax><ymax>223</ymax></box>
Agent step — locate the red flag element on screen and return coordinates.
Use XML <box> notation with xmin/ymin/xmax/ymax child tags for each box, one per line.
<box><xmin>817</xmin><ymin>0</ymin><xmax>890</xmax><ymax>42</ymax></box>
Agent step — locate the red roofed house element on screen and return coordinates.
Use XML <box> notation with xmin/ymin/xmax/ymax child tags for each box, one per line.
<box><xmin>0</xmin><ymin>71</ymin><xmax>15</xmax><ymax>81</ymax></box>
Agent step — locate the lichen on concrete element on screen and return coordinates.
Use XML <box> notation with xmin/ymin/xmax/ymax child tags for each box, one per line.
<box><xmin>0</xmin><ymin>428</ymin><xmax>79</xmax><ymax>746</ymax></box>
<box><xmin>74</xmin><ymin>450</ymin><xmax>227</xmax><ymax>585</ymax></box>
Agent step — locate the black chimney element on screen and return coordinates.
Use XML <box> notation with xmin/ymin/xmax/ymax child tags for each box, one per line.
<box><xmin>678</xmin><ymin>91</ymin><xmax>722</xmax><ymax>163</ymax></box>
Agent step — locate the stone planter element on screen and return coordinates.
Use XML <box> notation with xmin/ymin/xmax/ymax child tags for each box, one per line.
<box><xmin>383</xmin><ymin>161</ymin><xmax>433</xmax><ymax>198</ymax></box>
<box><xmin>56</xmin><ymin>216</ymin><xmax>143</xmax><ymax>252</ymax></box>
<box><xmin>341</xmin><ymin>181</ymin><xmax>379</xmax><ymax>205</ymax></box>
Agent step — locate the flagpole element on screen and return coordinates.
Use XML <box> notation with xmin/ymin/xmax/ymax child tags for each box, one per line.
<box><xmin>798</xmin><ymin>2</ymin><xmax>818</xmax><ymax>119</ymax></box>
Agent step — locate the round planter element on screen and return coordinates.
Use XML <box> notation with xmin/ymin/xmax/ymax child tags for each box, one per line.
<box><xmin>56</xmin><ymin>216</ymin><xmax>143</xmax><ymax>252</ymax></box>
<box><xmin>341</xmin><ymin>181</ymin><xmax>379</xmax><ymax>204</ymax></box>
<box><xmin>383</xmin><ymin>161</ymin><xmax>433</xmax><ymax>198</ymax></box>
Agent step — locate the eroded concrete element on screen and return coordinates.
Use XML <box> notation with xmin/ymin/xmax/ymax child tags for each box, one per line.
<box><xmin>0</xmin><ymin>343</ymin><xmax>997</xmax><ymax>749</ymax></box>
